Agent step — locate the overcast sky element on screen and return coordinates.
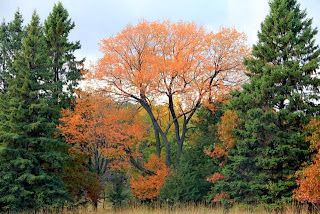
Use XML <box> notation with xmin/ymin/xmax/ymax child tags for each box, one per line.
<box><xmin>1</xmin><ymin>0</ymin><xmax>320</xmax><ymax>65</ymax></box>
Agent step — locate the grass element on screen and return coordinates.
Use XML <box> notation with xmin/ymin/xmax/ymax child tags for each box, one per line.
<box><xmin>48</xmin><ymin>202</ymin><xmax>318</xmax><ymax>214</ymax></box>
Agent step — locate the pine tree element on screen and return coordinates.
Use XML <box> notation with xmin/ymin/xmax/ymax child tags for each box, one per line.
<box><xmin>0</xmin><ymin>10</ymin><xmax>25</xmax><ymax>93</ymax></box>
<box><xmin>160</xmin><ymin>107</ymin><xmax>221</xmax><ymax>203</ymax></box>
<box><xmin>7</xmin><ymin>10</ymin><xmax>25</xmax><ymax>65</ymax></box>
<box><xmin>211</xmin><ymin>0</ymin><xmax>320</xmax><ymax>208</ymax></box>
<box><xmin>0</xmin><ymin>11</ymin><xmax>70</xmax><ymax>212</ymax></box>
<box><xmin>0</xmin><ymin>20</ymin><xmax>9</xmax><ymax>92</ymax></box>
<box><xmin>44</xmin><ymin>2</ymin><xmax>84</xmax><ymax>108</ymax></box>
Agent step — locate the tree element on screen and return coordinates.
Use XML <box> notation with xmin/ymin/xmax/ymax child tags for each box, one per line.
<box><xmin>93</xmin><ymin>20</ymin><xmax>249</xmax><ymax>167</ymax></box>
<box><xmin>208</xmin><ymin>0</ymin><xmax>320</xmax><ymax>208</ymax></box>
<box><xmin>130</xmin><ymin>154</ymin><xmax>169</xmax><ymax>200</ymax></box>
<box><xmin>0</xmin><ymin>10</ymin><xmax>25</xmax><ymax>93</ymax></box>
<box><xmin>59</xmin><ymin>90</ymin><xmax>150</xmax><ymax>181</ymax></box>
<box><xmin>204</xmin><ymin>110</ymin><xmax>240</xmax><ymax>165</ymax></box>
<box><xmin>160</xmin><ymin>106</ymin><xmax>222</xmax><ymax>203</ymax></box>
<box><xmin>0</xmin><ymin>12</ymin><xmax>69</xmax><ymax>212</ymax></box>
<box><xmin>294</xmin><ymin>155</ymin><xmax>320</xmax><ymax>204</ymax></box>
<box><xmin>294</xmin><ymin>118</ymin><xmax>320</xmax><ymax>204</ymax></box>
<box><xmin>105</xmin><ymin>169</ymin><xmax>131</xmax><ymax>208</ymax></box>
<box><xmin>0</xmin><ymin>20</ymin><xmax>9</xmax><ymax>92</ymax></box>
<box><xmin>44</xmin><ymin>2</ymin><xmax>84</xmax><ymax>108</ymax></box>
<box><xmin>62</xmin><ymin>151</ymin><xmax>103</xmax><ymax>206</ymax></box>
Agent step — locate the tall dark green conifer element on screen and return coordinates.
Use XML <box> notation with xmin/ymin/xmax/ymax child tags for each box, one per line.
<box><xmin>0</xmin><ymin>20</ymin><xmax>9</xmax><ymax>92</ymax></box>
<box><xmin>160</xmin><ymin>107</ymin><xmax>221</xmax><ymax>203</ymax></box>
<box><xmin>0</xmin><ymin>11</ymin><xmax>69</xmax><ymax>212</ymax></box>
<box><xmin>7</xmin><ymin>10</ymin><xmax>25</xmax><ymax>64</ymax></box>
<box><xmin>0</xmin><ymin>10</ymin><xmax>25</xmax><ymax>93</ymax></box>
<box><xmin>210</xmin><ymin>0</ymin><xmax>320</xmax><ymax>208</ymax></box>
<box><xmin>44</xmin><ymin>2</ymin><xmax>83</xmax><ymax>108</ymax></box>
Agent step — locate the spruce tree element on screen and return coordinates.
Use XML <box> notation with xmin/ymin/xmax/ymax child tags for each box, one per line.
<box><xmin>0</xmin><ymin>20</ymin><xmax>9</xmax><ymax>92</ymax></box>
<box><xmin>160</xmin><ymin>107</ymin><xmax>221</xmax><ymax>203</ymax></box>
<box><xmin>0</xmin><ymin>11</ymin><xmax>69</xmax><ymax>212</ymax></box>
<box><xmin>44</xmin><ymin>2</ymin><xmax>84</xmax><ymax>108</ymax></box>
<box><xmin>7</xmin><ymin>10</ymin><xmax>25</xmax><ymax>65</ymax></box>
<box><xmin>0</xmin><ymin>10</ymin><xmax>25</xmax><ymax>93</ymax></box>
<box><xmin>211</xmin><ymin>0</ymin><xmax>320</xmax><ymax>208</ymax></box>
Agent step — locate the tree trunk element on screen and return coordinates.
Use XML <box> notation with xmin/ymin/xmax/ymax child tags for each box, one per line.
<box><xmin>154</xmin><ymin>129</ymin><xmax>161</xmax><ymax>158</ymax></box>
<box><xmin>176</xmin><ymin>140</ymin><xmax>183</xmax><ymax>164</ymax></box>
<box><xmin>162</xmin><ymin>136</ymin><xmax>171</xmax><ymax>167</ymax></box>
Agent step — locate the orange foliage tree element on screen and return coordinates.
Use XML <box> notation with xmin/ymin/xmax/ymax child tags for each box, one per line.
<box><xmin>294</xmin><ymin>118</ymin><xmax>320</xmax><ymax>204</ymax></box>
<box><xmin>205</xmin><ymin>110</ymin><xmax>240</xmax><ymax>165</ymax></box>
<box><xmin>92</xmin><ymin>20</ymin><xmax>249</xmax><ymax>167</ymax></box>
<box><xmin>205</xmin><ymin>110</ymin><xmax>240</xmax><ymax>196</ymax></box>
<box><xmin>58</xmin><ymin>90</ymin><xmax>151</xmax><ymax>181</ymax></box>
<box><xmin>130</xmin><ymin>154</ymin><xmax>169</xmax><ymax>200</ymax></box>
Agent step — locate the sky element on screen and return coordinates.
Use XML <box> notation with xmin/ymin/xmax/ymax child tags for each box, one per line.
<box><xmin>1</xmin><ymin>0</ymin><xmax>320</xmax><ymax>65</ymax></box>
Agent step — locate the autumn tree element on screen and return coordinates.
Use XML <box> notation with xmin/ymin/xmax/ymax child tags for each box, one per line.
<box><xmin>203</xmin><ymin>109</ymin><xmax>240</xmax><ymax>204</ymax></box>
<box><xmin>204</xmin><ymin>110</ymin><xmax>240</xmax><ymax>165</ymax></box>
<box><xmin>59</xmin><ymin>90</ymin><xmax>149</xmax><ymax>182</ymax></box>
<box><xmin>93</xmin><ymin>20</ymin><xmax>249</xmax><ymax>167</ymax></box>
<box><xmin>130</xmin><ymin>154</ymin><xmax>169</xmax><ymax>200</ymax></box>
<box><xmin>294</xmin><ymin>118</ymin><xmax>320</xmax><ymax>204</ymax></box>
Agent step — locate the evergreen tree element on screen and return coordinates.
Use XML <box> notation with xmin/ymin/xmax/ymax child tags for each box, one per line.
<box><xmin>105</xmin><ymin>170</ymin><xmax>131</xmax><ymax>208</ymax></box>
<box><xmin>211</xmin><ymin>0</ymin><xmax>320</xmax><ymax>208</ymax></box>
<box><xmin>0</xmin><ymin>12</ymin><xmax>70</xmax><ymax>212</ymax></box>
<box><xmin>44</xmin><ymin>2</ymin><xmax>84</xmax><ymax>108</ymax></box>
<box><xmin>7</xmin><ymin>10</ymin><xmax>25</xmax><ymax>65</ymax></box>
<box><xmin>0</xmin><ymin>20</ymin><xmax>9</xmax><ymax>92</ymax></box>
<box><xmin>0</xmin><ymin>10</ymin><xmax>25</xmax><ymax>93</ymax></box>
<box><xmin>160</xmin><ymin>107</ymin><xmax>221</xmax><ymax>203</ymax></box>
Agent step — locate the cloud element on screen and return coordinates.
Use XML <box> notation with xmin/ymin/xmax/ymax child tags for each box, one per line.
<box><xmin>225</xmin><ymin>0</ymin><xmax>269</xmax><ymax>44</ymax></box>
<box><xmin>0</xmin><ymin>0</ymin><xmax>319</xmax><ymax>63</ymax></box>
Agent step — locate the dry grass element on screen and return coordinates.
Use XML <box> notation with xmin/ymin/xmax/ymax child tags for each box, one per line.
<box><xmin>53</xmin><ymin>203</ymin><xmax>317</xmax><ymax>214</ymax></box>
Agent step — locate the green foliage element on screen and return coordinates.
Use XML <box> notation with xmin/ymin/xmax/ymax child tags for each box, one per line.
<box><xmin>160</xmin><ymin>107</ymin><xmax>221</xmax><ymax>203</ymax></box>
<box><xmin>105</xmin><ymin>170</ymin><xmax>131</xmax><ymax>207</ymax></box>
<box><xmin>0</xmin><ymin>20</ymin><xmax>9</xmax><ymax>92</ymax></box>
<box><xmin>0</xmin><ymin>10</ymin><xmax>25</xmax><ymax>93</ymax></box>
<box><xmin>210</xmin><ymin>0</ymin><xmax>320</xmax><ymax>208</ymax></box>
<box><xmin>0</xmin><ymin>11</ymin><xmax>70</xmax><ymax>212</ymax></box>
<box><xmin>0</xmin><ymin>3</ymin><xmax>86</xmax><ymax>211</ymax></box>
<box><xmin>44</xmin><ymin>2</ymin><xmax>84</xmax><ymax>108</ymax></box>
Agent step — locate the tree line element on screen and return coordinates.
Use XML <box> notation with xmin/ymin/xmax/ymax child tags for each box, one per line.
<box><xmin>0</xmin><ymin>0</ymin><xmax>319</xmax><ymax>212</ymax></box>
<box><xmin>0</xmin><ymin>3</ymin><xmax>83</xmax><ymax>211</ymax></box>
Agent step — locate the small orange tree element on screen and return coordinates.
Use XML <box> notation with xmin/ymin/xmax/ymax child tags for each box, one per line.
<box><xmin>205</xmin><ymin>110</ymin><xmax>240</xmax><ymax>165</ymax></box>
<box><xmin>92</xmin><ymin>20</ymin><xmax>249</xmax><ymax>167</ymax></box>
<box><xmin>294</xmin><ymin>118</ymin><xmax>320</xmax><ymax>204</ymax></box>
<box><xmin>204</xmin><ymin>109</ymin><xmax>240</xmax><ymax>203</ymax></box>
<box><xmin>130</xmin><ymin>154</ymin><xmax>169</xmax><ymax>200</ymax></box>
<box><xmin>59</xmin><ymin>90</ymin><xmax>150</xmax><ymax>181</ymax></box>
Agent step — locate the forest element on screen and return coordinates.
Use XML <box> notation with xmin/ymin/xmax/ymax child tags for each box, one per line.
<box><xmin>0</xmin><ymin>0</ymin><xmax>320</xmax><ymax>213</ymax></box>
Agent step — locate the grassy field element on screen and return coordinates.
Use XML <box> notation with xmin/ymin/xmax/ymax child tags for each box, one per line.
<box><xmin>54</xmin><ymin>203</ymin><xmax>318</xmax><ymax>214</ymax></box>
